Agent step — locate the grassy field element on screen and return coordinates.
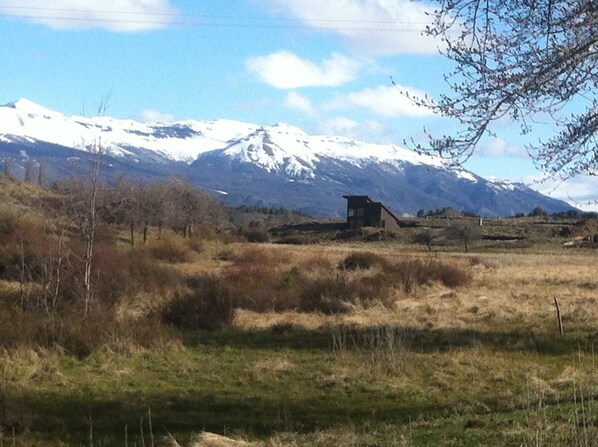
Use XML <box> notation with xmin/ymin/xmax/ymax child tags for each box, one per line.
<box><xmin>1</xmin><ymin>239</ymin><xmax>597</xmax><ymax>446</ymax></box>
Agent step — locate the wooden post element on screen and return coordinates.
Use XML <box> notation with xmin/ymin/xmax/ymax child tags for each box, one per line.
<box><xmin>553</xmin><ymin>297</ymin><xmax>563</xmax><ymax>336</ymax></box>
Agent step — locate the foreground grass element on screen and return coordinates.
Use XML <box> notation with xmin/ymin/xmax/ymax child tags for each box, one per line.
<box><xmin>1</xmin><ymin>243</ymin><xmax>597</xmax><ymax>446</ymax></box>
<box><xmin>3</xmin><ymin>322</ymin><xmax>597</xmax><ymax>446</ymax></box>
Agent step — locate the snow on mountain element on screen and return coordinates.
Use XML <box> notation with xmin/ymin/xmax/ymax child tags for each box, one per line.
<box><xmin>0</xmin><ymin>99</ymin><xmax>259</xmax><ymax>163</ymax></box>
<box><xmin>0</xmin><ymin>99</ymin><xmax>450</xmax><ymax>170</ymax></box>
<box><xmin>0</xmin><ymin>99</ymin><xmax>577</xmax><ymax>216</ymax></box>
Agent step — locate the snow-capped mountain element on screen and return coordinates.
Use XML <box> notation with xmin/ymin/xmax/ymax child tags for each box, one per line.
<box><xmin>0</xmin><ymin>99</ymin><xmax>575</xmax><ymax>217</ymax></box>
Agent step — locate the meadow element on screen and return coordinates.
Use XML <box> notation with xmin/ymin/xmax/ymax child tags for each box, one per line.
<box><xmin>0</xmin><ymin>176</ymin><xmax>596</xmax><ymax>446</ymax></box>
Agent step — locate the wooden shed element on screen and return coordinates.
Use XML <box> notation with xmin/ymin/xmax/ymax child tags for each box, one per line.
<box><xmin>343</xmin><ymin>195</ymin><xmax>400</xmax><ymax>230</ymax></box>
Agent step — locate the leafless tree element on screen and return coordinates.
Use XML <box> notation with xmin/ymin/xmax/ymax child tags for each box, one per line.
<box><xmin>445</xmin><ymin>221</ymin><xmax>481</xmax><ymax>252</ymax></box>
<box><xmin>37</xmin><ymin>164</ymin><xmax>46</xmax><ymax>187</ymax></box>
<box><xmin>98</xmin><ymin>180</ymin><xmax>142</xmax><ymax>246</ymax></box>
<box><xmin>24</xmin><ymin>159</ymin><xmax>36</xmax><ymax>183</ymax></box>
<box><xmin>413</xmin><ymin>228</ymin><xmax>436</xmax><ymax>252</ymax></box>
<box><xmin>82</xmin><ymin>141</ymin><xmax>102</xmax><ymax>316</ymax></box>
<box><xmin>405</xmin><ymin>0</ymin><xmax>597</xmax><ymax>178</ymax></box>
<box><xmin>159</xmin><ymin>179</ymin><xmax>226</xmax><ymax>238</ymax></box>
<box><xmin>3</xmin><ymin>159</ymin><xmax>12</xmax><ymax>178</ymax></box>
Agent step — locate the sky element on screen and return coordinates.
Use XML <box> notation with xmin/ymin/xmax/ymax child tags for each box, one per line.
<box><xmin>0</xmin><ymin>0</ymin><xmax>595</xmax><ymax>210</ymax></box>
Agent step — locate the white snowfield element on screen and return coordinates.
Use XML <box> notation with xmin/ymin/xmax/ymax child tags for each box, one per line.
<box><xmin>0</xmin><ymin>99</ymin><xmax>484</xmax><ymax>183</ymax></box>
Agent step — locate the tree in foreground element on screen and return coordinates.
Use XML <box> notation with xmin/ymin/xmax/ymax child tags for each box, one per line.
<box><xmin>407</xmin><ymin>0</ymin><xmax>596</xmax><ymax>178</ymax></box>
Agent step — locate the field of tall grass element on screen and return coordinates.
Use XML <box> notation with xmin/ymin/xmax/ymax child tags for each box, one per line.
<box><xmin>0</xmin><ymin>176</ymin><xmax>596</xmax><ymax>446</ymax></box>
<box><xmin>1</xmin><ymin>238</ymin><xmax>596</xmax><ymax>446</ymax></box>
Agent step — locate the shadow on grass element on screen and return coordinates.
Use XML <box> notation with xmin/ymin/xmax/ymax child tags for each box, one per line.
<box><xmin>16</xmin><ymin>383</ymin><xmax>598</xmax><ymax>445</ymax></box>
<box><xmin>16</xmin><ymin>388</ymin><xmax>449</xmax><ymax>445</ymax></box>
<box><xmin>183</xmin><ymin>325</ymin><xmax>598</xmax><ymax>356</ymax></box>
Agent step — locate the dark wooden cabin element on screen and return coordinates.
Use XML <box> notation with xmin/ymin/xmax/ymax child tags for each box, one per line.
<box><xmin>343</xmin><ymin>195</ymin><xmax>400</xmax><ymax>230</ymax></box>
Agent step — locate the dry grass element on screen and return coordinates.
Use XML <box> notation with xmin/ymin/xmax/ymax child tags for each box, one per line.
<box><xmin>225</xmin><ymin>244</ymin><xmax>598</xmax><ymax>334</ymax></box>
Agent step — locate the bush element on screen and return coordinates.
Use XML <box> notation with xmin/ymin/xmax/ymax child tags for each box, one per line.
<box><xmin>239</xmin><ymin>228</ymin><xmax>270</xmax><ymax>243</ymax></box>
<box><xmin>387</xmin><ymin>259</ymin><xmax>471</xmax><ymax>293</ymax></box>
<box><xmin>92</xmin><ymin>245</ymin><xmax>186</xmax><ymax>308</ymax></box>
<box><xmin>43</xmin><ymin>309</ymin><xmax>179</xmax><ymax>357</ymax></box>
<box><xmin>299</xmin><ymin>277</ymin><xmax>354</xmax><ymax>314</ymax></box>
<box><xmin>0</xmin><ymin>307</ymin><xmax>38</xmax><ymax>350</ymax></box>
<box><xmin>213</xmin><ymin>248</ymin><xmax>237</xmax><ymax>261</ymax></box>
<box><xmin>162</xmin><ymin>275</ymin><xmax>235</xmax><ymax>330</ymax></box>
<box><xmin>276</xmin><ymin>234</ymin><xmax>320</xmax><ymax>245</ymax></box>
<box><xmin>339</xmin><ymin>252</ymin><xmax>386</xmax><ymax>270</ymax></box>
<box><xmin>144</xmin><ymin>233</ymin><xmax>194</xmax><ymax>263</ymax></box>
<box><xmin>0</xmin><ymin>207</ymin><xmax>18</xmax><ymax>237</ymax></box>
<box><xmin>225</xmin><ymin>260</ymin><xmax>291</xmax><ymax>311</ymax></box>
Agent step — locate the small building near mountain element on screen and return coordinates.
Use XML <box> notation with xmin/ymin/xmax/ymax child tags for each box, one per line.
<box><xmin>343</xmin><ymin>195</ymin><xmax>400</xmax><ymax>230</ymax></box>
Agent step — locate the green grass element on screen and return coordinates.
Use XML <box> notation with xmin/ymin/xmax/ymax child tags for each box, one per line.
<box><xmin>3</xmin><ymin>325</ymin><xmax>596</xmax><ymax>446</ymax></box>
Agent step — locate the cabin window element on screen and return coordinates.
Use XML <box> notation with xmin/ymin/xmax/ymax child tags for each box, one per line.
<box><xmin>348</xmin><ymin>208</ymin><xmax>356</xmax><ymax>217</ymax></box>
<box><xmin>356</xmin><ymin>208</ymin><xmax>365</xmax><ymax>217</ymax></box>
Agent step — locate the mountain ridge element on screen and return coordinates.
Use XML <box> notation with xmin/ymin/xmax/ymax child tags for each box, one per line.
<box><xmin>0</xmin><ymin>99</ymin><xmax>576</xmax><ymax>217</ymax></box>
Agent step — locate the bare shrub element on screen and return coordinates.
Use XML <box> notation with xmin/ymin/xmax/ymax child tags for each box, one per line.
<box><xmin>299</xmin><ymin>277</ymin><xmax>354</xmax><ymax>314</ymax></box>
<box><xmin>187</xmin><ymin>236</ymin><xmax>204</xmax><ymax>254</ymax></box>
<box><xmin>225</xmin><ymin>260</ymin><xmax>291</xmax><ymax>311</ymax></box>
<box><xmin>0</xmin><ymin>307</ymin><xmax>38</xmax><ymax>350</ymax></box>
<box><xmin>0</xmin><ymin>219</ymin><xmax>46</xmax><ymax>282</ymax></box>
<box><xmin>339</xmin><ymin>252</ymin><xmax>386</xmax><ymax>270</ymax></box>
<box><xmin>144</xmin><ymin>232</ymin><xmax>194</xmax><ymax>263</ymax></box>
<box><xmin>424</xmin><ymin>261</ymin><xmax>471</xmax><ymax>288</ymax></box>
<box><xmin>213</xmin><ymin>248</ymin><xmax>237</xmax><ymax>261</ymax></box>
<box><xmin>162</xmin><ymin>275</ymin><xmax>235</xmax><ymax>330</ymax></box>
<box><xmin>94</xmin><ymin>245</ymin><xmax>185</xmax><ymax>306</ymax></box>
<box><xmin>0</xmin><ymin>207</ymin><xmax>18</xmax><ymax>237</ymax></box>
<box><xmin>103</xmin><ymin>316</ymin><xmax>180</xmax><ymax>352</ymax></box>
<box><xmin>386</xmin><ymin>259</ymin><xmax>471</xmax><ymax>293</ymax></box>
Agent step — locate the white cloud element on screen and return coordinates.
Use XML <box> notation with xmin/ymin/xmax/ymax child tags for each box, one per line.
<box><xmin>246</xmin><ymin>51</ymin><xmax>361</xmax><ymax>89</ymax></box>
<box><xmin>0</xmin><ymin>0</ymin><xmax>178</xmax><ymax>32</ymax></box>
<box><xmin>259</xmin><ymin>0</ymin><xmax>442</xmax><ymax>55</ymax></box>
<box><xmin>478</xmin><ymin>138</ymin><xmax>529</xmax><ymax>158</ymax></box>
<box><xmin>527</xmin><ymin>175</ymin><xmax>598</xmax><ymax>212</ymax></box>
<box><xmin>285</xmin><ymin>91</ymin><xmax>316</xmax><ymax>114</ymax></box>
<box><xmin>318</xmin><ymin>117</ymin><xmax>392</xmax><ymax>142</ymax></box>
<box><xmin>138</xmin><ymin>108</ymin><xmax>176</xmax><ymax>123</ymax></box>
<box><xmin>328</xmin><ymin>84</ymin><xmax>434</xmax><ymax>118</ymax></box>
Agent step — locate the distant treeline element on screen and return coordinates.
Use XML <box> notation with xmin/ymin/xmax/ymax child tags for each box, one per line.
<box><xmin>417</xmin><ymin>206</ymin><xmax>597</xmax><ymax>220</ymax></box>
<box><xmin>231</xmin><ymin>204</ymin><xmax>312</xmax><ymax>217</ymax></box>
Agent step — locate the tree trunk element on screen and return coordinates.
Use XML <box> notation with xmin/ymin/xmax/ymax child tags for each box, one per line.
<box><xmin>130</xmin><ymin>222</ymin><xmax>135</xmax><ymax>246</ymax></box>
<box><xmin>83</xmin><ymin>144</ymin><xmax>101</xmax><ymax>317</ymax></box>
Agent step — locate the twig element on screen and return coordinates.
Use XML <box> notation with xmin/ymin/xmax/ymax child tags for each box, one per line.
<box><xmin>553</xmin><ymin>297</ymin><xmax>563</xmax><ymax>336</ymax></box>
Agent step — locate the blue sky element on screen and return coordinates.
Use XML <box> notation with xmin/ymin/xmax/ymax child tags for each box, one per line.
<box><xmin>0</xmin><ymin>0</ymin><xmax>595</xmax><ymax>210</ymax></box>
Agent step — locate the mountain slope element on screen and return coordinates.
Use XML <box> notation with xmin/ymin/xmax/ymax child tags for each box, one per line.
<box><xmin>0</xmin><ymin>99</ymin><xmax>576</xmax><ymax>217</ymax></box>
